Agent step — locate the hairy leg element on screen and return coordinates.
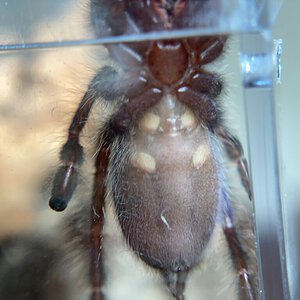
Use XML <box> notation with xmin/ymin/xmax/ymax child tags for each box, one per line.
<box><xmin>90</xmin><ymin>146</ymin><xmax>110</xmax><ymax>300</ymax></box>
<box><xmin>216</xmin><ymin>126</ymin><xmax>252</xmax><ymax>200</ymax></box>
<box><xmin>49</xmin><ymin>72</ymin><xmax>108</xmax><ymax>212</ymax></box>
<box><xmin>222</xmin><ymin>191</ymin><xmax>255</xmax><ymax>300</ymax></box>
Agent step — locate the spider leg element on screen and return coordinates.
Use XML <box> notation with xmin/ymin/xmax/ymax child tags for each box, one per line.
<box><xmin>90</xmin><ymin>146</ymin><xmax>110</xmax><ymax>300</ymax></box>
<box><xmin>223</xmin><ymin>191</ymin><xmax>255</xmax><ymax>300</ymax></box>
<box><xmin>176</xmin><ymin>86</ymin><xmax>221</xmax><ymax>131</ymax></box>
<box><xmin>163</xmin><ymin>270</ymin><xmax>188</xmax><ymax>300</ymax></box>
<box><xmin>49</xmin><ymin>66</ymin><xmax>148</xmax><ymax>211</ymax></box>
<box><xmin>49</xmin><ymin>74</ymin><xmax>103</xmax><ymax>211</ymax></box>
<box><xmin>216</xmin><ymin>126</ymin><xmax>252</xmax><ymax>200</ymax></box>
<box><xmin>89</xmin><ymin>85</ymin><xmax>162</xmax><ymax>299</ymax></box>
<box><xmin>188</xmin><ymin>35</ymin><xmax>227</xmax><ymax>65</ymax></box>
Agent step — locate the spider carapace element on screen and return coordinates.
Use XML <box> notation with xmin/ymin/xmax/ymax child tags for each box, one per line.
<box><xmin>49</xmin><ymin>1</ymin><xmax>256</xmax><ymax>299</ymax></box>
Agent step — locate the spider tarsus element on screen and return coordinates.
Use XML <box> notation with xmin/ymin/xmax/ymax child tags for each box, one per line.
<box><xmin>49</xmin><ymin>164</ymin><xmax>79</xmax><ymax>212</ymax></box>
<box><xmin>49</xmin><ymin>196</ymin><xmax>68</xmax><ymax>212</ymax></box>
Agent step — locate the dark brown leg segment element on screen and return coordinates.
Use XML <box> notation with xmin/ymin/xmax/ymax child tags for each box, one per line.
<box><xmin>48</xmin><ymin>67</ymin><xmax>149</xmax><ymax>211</ymax></box>
<box><xmin>48</xmin><ymin>69</ymin><xmax>113</xmax><ymax>212</ymax></box>
<box><xmin>188</xmin><ymin>35</ymin><xmax>228</xmax><ymax>65</ymax></box>
<box><xmin>216</xmin><ymin>126</ymin><xmax>252</xmax><ymax>200</ymax></box>
<box><xmin>223</xmin><ymin>193</ymin><xmax>255</xmax><ymax>300</ymax></box>
<box><xmin>90</xmin><ymin>146</ymin><xmax>110</xmax><ymax>300</ymax></box>
<box><xmin>49</xmin><ymin>90</ymin><xmax>96</xmax><ymax>211</ymax></box>
<box><xmin>187</xmin><ymin>71</ymin><xmax>222</xmax><ymax>98</ymax></box>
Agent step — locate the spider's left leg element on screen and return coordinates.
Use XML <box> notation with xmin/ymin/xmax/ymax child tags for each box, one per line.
<box><xmin>215</xmin><ymin>126</ymin><xmax>252</xmax><ymax>200</ymax></box>
<box><xmin>90</xmin><ymin>145</ymin><xmax>110</xmax><ymax>300</ymax></box>
<box><xmin>49</xmin><ymin>76</ymin><xmax>102</xmax><ymax>212</ymax></box>
<box><xmin>89</xmin><ymin>86</ymin><xmax>162</xmax><ymax>300</ymax></box>
<box><xmin>222</xmin><ymin>191</ymin><xmax>256</xmax><ymax>300</ymax></box>
<box><xmin>49</xmin><ymin>65</ymin><xmax>147</xmax><ymax>212</ymax></box>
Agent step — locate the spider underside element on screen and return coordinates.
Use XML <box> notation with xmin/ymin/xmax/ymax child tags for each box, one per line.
<box><xmin>48</xmin><ymin>1</ymin><xmax>256</xmax><ymax>300</ymax></box>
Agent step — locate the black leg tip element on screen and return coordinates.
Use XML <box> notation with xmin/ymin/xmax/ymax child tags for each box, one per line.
<box><xmin>49</xmin><ymin>197</ymin><xmax>68</xmax><ymax>212</ymax></box>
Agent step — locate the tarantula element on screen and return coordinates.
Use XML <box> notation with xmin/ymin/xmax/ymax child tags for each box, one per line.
<box><xmin>48</xmin><ymin>1</ymin><xmax>256</xmax><ymax>299</ymax></box>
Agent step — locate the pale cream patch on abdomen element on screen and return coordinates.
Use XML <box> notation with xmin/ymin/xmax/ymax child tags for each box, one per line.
<box><xmin>139</xmin><ymin>112</ymin><xmax>160</xmax><ymax>133</ymax></box>
<box><xmin>192</xmin><ymin>144</ymin><xmax>211</xmax><ymax>169</ymax></box>
<box><xmin>180</xmin><ymin>110</ymin><xmax>197</xmax><ymax>131</ymax></box>
<box><xmin>132</xmin><ymin>151</ymin><xmax>156</xmax><ymax>173</ymax></box>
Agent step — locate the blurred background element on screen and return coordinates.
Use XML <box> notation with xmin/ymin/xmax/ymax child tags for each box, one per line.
<box><xmin>0</xmin><ymin>0</ymin><xmax>298</xmax><ymax>299</ymax></box>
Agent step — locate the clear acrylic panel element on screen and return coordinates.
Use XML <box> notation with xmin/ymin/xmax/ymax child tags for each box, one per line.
<box><xmin>0</xmin><ymin>0</ymin><xmax>283</xmax><ymax>50</ymax></box>
<box><xmin>0</xmin><ymin>1</ymin><xmax>294</xmax><ymax>300</ymax></box>
<box><xmin>273</xmin><ymin>2</ymin><xmax>300</xmax><ymax>299</ymax></box>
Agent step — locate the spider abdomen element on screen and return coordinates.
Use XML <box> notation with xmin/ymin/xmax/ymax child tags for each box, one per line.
<box><xmin>113</xmin><ymin>94</ymin><xmax>221</xmax><ymax>272</ymax></box>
